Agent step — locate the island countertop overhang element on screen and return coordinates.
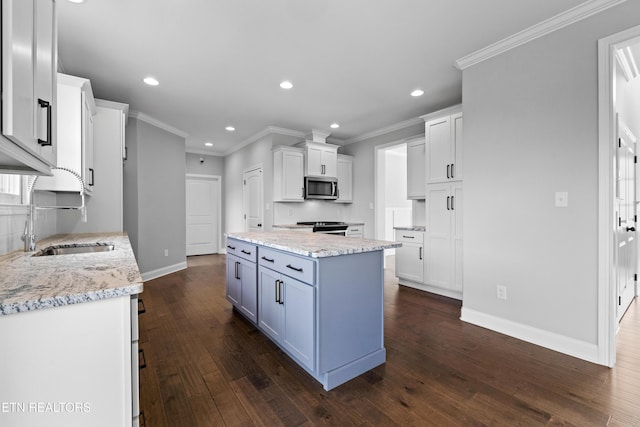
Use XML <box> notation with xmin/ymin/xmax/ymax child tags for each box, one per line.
<box><xmin>226</xmin><ymin>231</ymin><xmax>401</xmax><ymax>258</ymax></box>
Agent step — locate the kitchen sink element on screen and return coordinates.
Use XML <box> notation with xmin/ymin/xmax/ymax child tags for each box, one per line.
<box><xmin>33</xmin><ymin>242</ymin><xmax>115</xmax><ymax>256</ymax></box>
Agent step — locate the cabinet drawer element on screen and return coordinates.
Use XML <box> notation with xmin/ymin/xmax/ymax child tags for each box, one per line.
<box><xmin>259</xmin><ymin>247</ymin><xmax>315</xmax><ymax>285</ymax></box>
<box><xmin>395</xmin><ymin>229</ymin><xmax>424</xmax><ymax>244</ymax></box>
<box><xmin>226</xmin><ymin>238</ymin><xmax>257</xmax><ymax>262</ymax></box>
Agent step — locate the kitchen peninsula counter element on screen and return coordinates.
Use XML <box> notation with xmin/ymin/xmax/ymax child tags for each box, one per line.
<box><xmin>0</xmin><ymin>232</ymin><xmax>142</xmax><ymax>315</ymax></box>
<box><xmin>225</xmin><ymin>231</ymin><xmax>398</xmax><ymax>390</ymax></box>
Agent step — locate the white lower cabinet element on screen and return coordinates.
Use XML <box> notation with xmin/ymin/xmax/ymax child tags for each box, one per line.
<box><xmin>395</xmin><ymin>230</ymin><xmax>424</xmax><ymax>283</ymax></box>
<box><xmin>258</xmin><ymin>265</ymin><xmax>315</xmax><ymax>370</ymax></box>
<box><xmin>0</xmin><ymin>295</ymin><xmax>140</xmax><ymax>427</ymax></box>
<box><xmin>225</xmin><ymin>239</ymin><xmax>258</xmax><ymax>324</ymax></box>
<box><xmin>346</xmin><ymin>224</ymin><xmax>364</xmax><ymax>238</ymax></box>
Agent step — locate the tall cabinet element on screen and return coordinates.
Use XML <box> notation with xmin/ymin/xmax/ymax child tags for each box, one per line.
<box><xmin>423</xmin><ymin>106</ymin><xmax>463</xmax><ymax>299</ymax></box>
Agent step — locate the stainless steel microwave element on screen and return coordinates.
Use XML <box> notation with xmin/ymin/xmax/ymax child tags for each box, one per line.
<box><xmin>304</xmin><ymin>176</ymin><xmax>338</xmax><ymax>200</ymax></box>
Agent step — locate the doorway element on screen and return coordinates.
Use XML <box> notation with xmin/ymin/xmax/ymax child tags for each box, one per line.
<box><xmin>375</xmin><ymin>142</ymin><xmax>413</xmax><ymax>259</ymax></box>
<box><xmin>186</xmin><ymin>174</ymin><xmax>221</xmax><ymax>256</ymax></box>
<box><xmin>598</xmin><ymin>25</ymin><xmax>640</xmax><ymax>367</ymax></box>
<box><xmin>243</xmin><ymin>165</ymin><xmax>263</xmax><ymax>232</ymax></box>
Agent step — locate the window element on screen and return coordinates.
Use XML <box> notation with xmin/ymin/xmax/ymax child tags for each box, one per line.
<box><xmin>0</xmin><ymin>174</ymin><xmax>25</xmax><ymax>204</ymax></box>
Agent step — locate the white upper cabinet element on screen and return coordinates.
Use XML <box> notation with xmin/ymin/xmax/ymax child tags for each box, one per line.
<box><xmin>273</xmin><ymin>146</ymin><xmax>305</xmax><ymax>202</ymax></box>
<box><xmin>0</xmin><ymin>0</ymin><xmax>57</xmax><ymax>173</ymax></box>
<box><xmin>406</xmin><ymin>136</ymin><xmax>425</xmax><ymax>199</ymax></box>
<box><xmin>303</xmin><ymin>142</ymin><xmax>338</xmax><ymax>177</ymax></box>
<box><xmin>423</xmin><ymin>107</ymin><xmax>462</xmax><ymax>184</ymax></box>
<box><xmin>36</xmin><ymin>74</ymin><xmax>96</xmax><ymax>193</ymax></box>
<box><xmin>335</xmin><ymin>154</ymin><xmax>353</xmax><ymax>203</ymax></box>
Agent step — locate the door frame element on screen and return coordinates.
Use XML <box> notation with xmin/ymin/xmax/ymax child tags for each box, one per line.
<box><xmin>597</xmin><ymin>24</ymin><xmax>640</xmax><ymax>367</ymax></box>
<box><xmin>185</xmin><ymin>173</ymin><xmax>222</xmax><ymax>255</ymax></box>
<box><xmin>243</xmin><ymin>163</ymin><xmax>263</xmax><ymax>232</ymax></box>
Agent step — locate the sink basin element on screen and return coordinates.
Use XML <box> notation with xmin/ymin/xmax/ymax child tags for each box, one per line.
<box><xmin>33</xmin><ymin>242</ymin><xmax>115</xmax><ymax>256</ymax></box>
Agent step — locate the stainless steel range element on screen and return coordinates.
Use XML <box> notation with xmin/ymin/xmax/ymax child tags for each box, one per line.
<box><xmin>297</xmin><ymin>221</ymin><xmax>349</xmax><ymax>236</ymax></box>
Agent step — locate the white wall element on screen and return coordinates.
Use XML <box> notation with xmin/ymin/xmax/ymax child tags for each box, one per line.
<box><xmin>461</xmin><ymin>1</ymin><xmax>640</xmax><ymax>358</ymax></box>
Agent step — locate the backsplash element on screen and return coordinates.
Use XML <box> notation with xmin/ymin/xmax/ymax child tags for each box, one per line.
<box><xmin>0</xmin><ymin>193</ymin><xmax>57</xmax><ymax>255</ymax></box>
<box><xmin>272</xmin><ymin>200</ymin><xmax>347</xmax><ymax>225</ymax></box>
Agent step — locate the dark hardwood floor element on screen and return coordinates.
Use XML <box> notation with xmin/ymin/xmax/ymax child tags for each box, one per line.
<box><xmin>138</xmin><ymin>254</ymin><xmax>640</xmax><ymax>426</ymax></box>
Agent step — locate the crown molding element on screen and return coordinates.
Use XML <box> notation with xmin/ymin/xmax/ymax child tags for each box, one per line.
<box><xmin>455</xmin><ymin>0</ymin><xmax>628</xmax><ymax>70</ymax></box>
<box><xmin>129</xmin><ymin>110</ymin><xmax>189</xmax><ymax>139</ymax></box>
<box><xmin>343</xmin><ymin>116</ymin><xmax>424</xmax><ymax>145</ymax></box>
<box><xmin>223</xmin><ymin>126</ymin><xmax>305</xmax><ymax>156</ymax></box>
<box><xmin>186</xmin><ymin>148</ymin><xmax>225</xmax><ymax>157</ymax></box>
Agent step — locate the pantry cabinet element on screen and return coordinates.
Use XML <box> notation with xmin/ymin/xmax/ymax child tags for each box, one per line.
<box><xmin>273</xmin><ymin>146</ymin><xmax>304</xmax><ymax>202</ymax></box>
<box><xmin>424</xmin><ymin>108</ymin><xmax>462</xmax><ymax>184</ymax></box>
<box><xmin>425</xmin><ymin>182</ymin><xmax>463</xmax><ymax>295</ymax></box>
<box><xmin>0</xmin><ymin>0</ymin><xmax>57</xmax><ymax>173</ymax></box>
<box><xmin>336</xmin><ymin>154</ymin><xmax>353</xmax><ymax>203</ymax></box>
<box><xmin>406</xmin><ymin>137</ymin><xmax>425</xmax><ymax>199</ymax></box>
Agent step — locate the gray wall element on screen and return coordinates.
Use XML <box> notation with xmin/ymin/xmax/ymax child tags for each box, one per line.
<box><xmin>124</xmin><ymin>117</ymin><xmax>186</xmax><ymax>276</ymax></box>
<box><xmin>461</xmin><ymin>1</ymin><xmax>640</xmax><ymax>348</ymax></box>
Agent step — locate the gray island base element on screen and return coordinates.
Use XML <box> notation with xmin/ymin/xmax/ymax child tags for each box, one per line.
<box><xmin>225</xmin><ymin>231</ymin><xmax>400</xmax><ymax>390</ymax></box>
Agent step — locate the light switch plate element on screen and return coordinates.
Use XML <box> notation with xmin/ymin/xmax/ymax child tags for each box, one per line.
<box><xmin>555</xmin><ymin>191</ymin><xmax>568</xmax><ymax>208</ymax></box>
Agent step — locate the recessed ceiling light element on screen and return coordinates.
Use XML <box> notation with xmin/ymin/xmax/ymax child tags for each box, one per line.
<box><xmin>330</xmin><ymin>123</ymin><xmax>340</xmax><ymax>129</ymax></box>
<box><xmin>411</xmin><ymin>89</ymin><xmax>424</xmax><ymax>97</ymax></box>
<box><xmin>68</xmin><ymin>0</ymin><xmax>85</xmax><ymax>3</ymax></box>
<box><xmin>225</xmin><ymin>126</ymin><xmax>235</xmax><ymax>132</ymax></box>
<box><xmin>280</xmin><ymin>80</ymin><xmax>293</xmax><ymax>89</ymax></box>
<box><xmin>204</xmin><ymin>142</ymin><xmax>213</xmax><ymax>147</ymax></box>
<box><xmin>143</xmin><ymin>77</ymin><xmax>159</xmax><ymax>86</ymax></box>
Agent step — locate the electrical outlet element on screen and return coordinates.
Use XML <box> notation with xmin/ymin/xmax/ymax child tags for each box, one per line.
<box><xmin>164</xmin><ymin>249</ymin><xmax>169</xmax><ymax>257</ymax></box>
<box><xmin>496</xmin><ymin>285</ymin><xmax>507</xmax><ymax>300</ymax></box>
<box><xmin>555</xmin><ymin>191</ymin><xmax>568</xmax><ymax>208</ymax></box>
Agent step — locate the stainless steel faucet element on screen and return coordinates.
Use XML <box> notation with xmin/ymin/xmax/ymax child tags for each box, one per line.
<box><xmin>22</xmin><ymin>167</ymin><xmax>87</xmax><ymax>252</ymax></box>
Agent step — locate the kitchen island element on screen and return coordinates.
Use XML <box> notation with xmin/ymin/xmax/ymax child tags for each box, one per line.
<box><xmin>225</xmin><ymin>231</ymin><xmax>400</xmax><ymax>390</ymax></box>
<box><xmin>0</xmin><ymin>233</ymin><xmax>143</xmax><ymax>427</ymax></box>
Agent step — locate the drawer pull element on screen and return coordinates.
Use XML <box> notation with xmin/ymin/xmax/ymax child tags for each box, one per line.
<box><xmin>138</xmin><ymin>298</ymin><xmax>146</xmax><ymax>315</ymax></box>
<box><xmin>402</xmin><ymin>235</ymin><xmax>415</xmax><ymax>239</ymax></box>
<box><xmin>286</xmin><ymin>264</ymin><xmax>303</xmax><ymax>273</ymax></box>
<box><xmin>227</xmin><ymin>245</ymin><xmax>236</xmax><ymax>250</ymax></box>
<box><xmin>241</xmin><ymin>249</ymin><xmax>251</xmax><ymax>255</ymax></box>
<box><xmin>139</xmin><ymin>348</ymin><xmax>147</xmax><ymax>369</ymax></box>
<box><xmin>261</xmin><ymin>256</ymin><xmax>275</xmax><ymax>263</ymax></box>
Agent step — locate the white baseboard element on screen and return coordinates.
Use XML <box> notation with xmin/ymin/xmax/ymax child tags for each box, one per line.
<box><xmin>398</xmin><ymin>279</ymin><xmax>462</xmax><ymax>301</ymax></box>
<box><xmin>141</xmin><ymin>261</ymin><xmax>187</xmax><ymax>282</ymax></box>
<box><xmin>460</xmin><ymin>307</ymin><xmax>600</xmax><ymax>364</ymax></box>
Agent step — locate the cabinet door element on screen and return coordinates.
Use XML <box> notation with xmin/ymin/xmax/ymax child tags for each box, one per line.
<box><xmin>258</xmin><ymin>267</ymin><xmax>282</xmax><ymax>342</ymax></box>
<box><xmin>321</xmin><ymin>148</ymin><xmax>337</xmax><ymax>177</ymax></box>
<box><xmin>239</xmin><ymin>260</ymin><xmax>257</xmax><ymax>323</ymax></box>
<box><xmin>336</xmin><ymin>156</ymin><xmax>353</xmax><ymax>202</ymax></box>
<box><xmin>425</xmin><ymin>183</ymin><xmax>452</xmax><ymax>288</ymax></box>
<box><xmin>426</xmin><ymin>117</ymin><xmax>451</xmax><ymax>184</ymax></box>
<box><xmin>226</xmin><ymin>255</ymin><xmax>241</xmax><ymax>306</ymax></box>
<box><xmin>34</xmin><ymin>0</ymin><xmax>56</xmax><ymax>165</ymax></box>
<box><xmin>452</xmin><ymin>182</ymin><xmax>463</xmax><ymax>292</ymax></box>
<box><xmin>2</xmin><ymin>0</ymin><xmax>38</xmax><ymax>154</ymax></box>
<box><xmin>282</xmin><ymin>150</ymin><xmax>303</xmax><ymax>200</ymax></box>
<box><xmin>306</xmin><ymin>146</ymin><xmax>323</xmax><ymax>176</ymax></box>
<box><xmin>396</xmin><ymin>242</ymin><xmax>424</xmax><ymax>282</ymax></box>
<box><xmin>452</xmin><ymin>113</ymin><xmax>463</xmax><ymax>181</ymax></box>
<box><xmin>407</xmin><ymin>140</ymin><xmax>425</xmax><ymax>199</ymax></box>
<box><xmin>83</xmin><ymin>94</ymin><xmax>95</xmax><ymax>191</ymax></box>
<box><xmin>282</xmin><ymin>277</ymin><xmax>315</xmax><ymax>370</ymax></box>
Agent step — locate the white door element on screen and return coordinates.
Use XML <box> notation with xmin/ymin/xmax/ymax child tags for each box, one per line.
<box><xmin>615</xmin><ymin>116</ymin><xmax>637</xmax><ymax>322</ymax></box>
<box><xmin>243</xmin><ymin>166</ymin><xmax>263</xmax><ymax>232</ymax></box>
<box><xmin>186</xmin><ymin>175</ymin><xmax>219</xmax><ymax>256</ymax></box>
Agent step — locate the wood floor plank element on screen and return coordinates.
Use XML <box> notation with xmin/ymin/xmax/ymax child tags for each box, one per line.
<box><xmin>137</xmin><ymin>254</ymin><xmax>640</xmax><ymax>426</ymax></box>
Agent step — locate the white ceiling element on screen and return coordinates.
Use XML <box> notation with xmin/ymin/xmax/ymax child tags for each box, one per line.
<box><xmin>57</xmin><ymin>0</ymin><xmax>587</xmax><ymax>155</ymax></box>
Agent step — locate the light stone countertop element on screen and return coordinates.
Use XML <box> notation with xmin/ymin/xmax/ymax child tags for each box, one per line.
<box><xmin>0</xmin><ymin>233</ymin><xmax>143</xmax><ymax>316</ymax></box>
<box><xmin>226</xmin><ymin>230</ymin><xmax>400</xmax><ymax>258</ymax></box>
